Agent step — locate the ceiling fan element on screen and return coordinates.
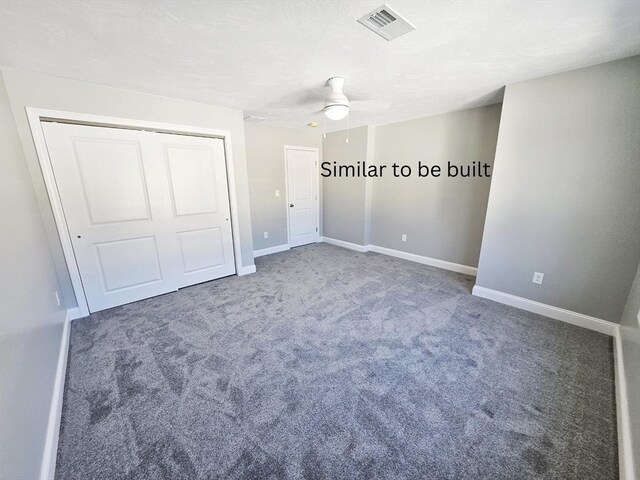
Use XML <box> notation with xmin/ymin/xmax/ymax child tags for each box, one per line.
<box><xmin>318</xmin><ymin>77</ymin><xmax>391</xmax><ymax>122</ymax></box>
<box><xmin>316</xmin><ymin>76</ymin><xmax>391</xmax><ymax>141</ymax></box>
<box><xmin>286</xmin><ymin>77</ymin><xmax>391</xmax><ymax>143</ymax></box>
<box><xmin>270</xmin><ymin>77</ymin><xmax>391</xmax><ymax>129</ymax></box>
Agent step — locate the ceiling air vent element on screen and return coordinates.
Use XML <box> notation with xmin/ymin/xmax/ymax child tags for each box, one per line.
<box><xmin>358</xmin><ymin>4</ymin><xmax>415</xmax><ymax>41</ymax></box>
<box><xmin>243</xmin><ymin>115</ymin><xmax>267</xmax><ymax>123</ymax></box>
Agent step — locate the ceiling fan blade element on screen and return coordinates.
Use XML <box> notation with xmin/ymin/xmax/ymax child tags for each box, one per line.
<box><xmin>295</xmin><ymin>90</ymin><xmax>326</xmax><ymax>105</ymax></box>
<box><xmin>347</xmin><ymin>91</ymin><xmax>376</xmax><ymax>102</ymax></box>
<box><xmin>350</xmin><ymin>99</ymin><xmax>392</xmax><ymax>113</ymax></box>
<box><xmin>268</xmin><ymin>81</ymin><xmax>330</xmax><ymax>108</ymax></box>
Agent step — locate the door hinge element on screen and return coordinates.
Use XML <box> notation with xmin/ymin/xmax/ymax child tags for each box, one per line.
<box><xmin>316</xmin><ymin>227</ymin><xmax>318</xmax><ymax>232</ymax></box>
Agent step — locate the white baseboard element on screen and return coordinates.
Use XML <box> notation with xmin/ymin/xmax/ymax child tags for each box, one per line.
<box><xmin>237</xmin><ymin>264</ymin><xmax>257</xmax><ymax>276</ymax></box>
<box><xmin>369</xmin><ymin>245</ymin><xmax>477</xmax><ymax>276</ymax></box>
<box><xmin>40</xmin><ymin>310</ymin><xmax>72</xmax><ymax>480</ymax></box>
<box><xmin>320</xmin><ymin>238</ymin><xmax>478</xmax><ymax>276</ymax></box>
<box><xmin>322</xmin><ymin>237</ymin><xmax>372</xmax><ymax>253</ymax></box>
<box><xmin>614</xmin><ymin>328</ymin><xmax>635</xmax><ymax>480</ymax></box>
<box><xmin>471</xmin><ymin>285</ymin><xmax>618</xmax><ymax>336</ymax></box>
<box><xmin>65</xmin><ymin>306</ymin><xmax>85</xmax><ymax>320</ymax></box>
<box><xmin>254</xmin><ymin>243</ymin><xmax>290</xmax><ymax>258</ymax></box>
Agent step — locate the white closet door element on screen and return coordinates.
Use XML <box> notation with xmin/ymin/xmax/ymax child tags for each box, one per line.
<box><xmin>42</xmin><ymin>122</ymin><xmax>235</xmax><ymax>313</ymax></box>
<box><xmin>155</xmin><ymin>132</ymin><xmax>235</xmax><ymax>287</ymax></box>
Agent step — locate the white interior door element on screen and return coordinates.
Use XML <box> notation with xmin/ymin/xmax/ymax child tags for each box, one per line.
<box><xmin>42</xmin><ymin>122</ymin><xmax>235</xmax><ymax>313</ymax></box>
<box><xmin>157</xmin><ymin>132</ymin><xmax>236</xmax><ymax>287</ymax></box>
<box><xmin>286</xmin><ymin>147</ymin><xmax>318</xmax><ymax>248</ymax></box>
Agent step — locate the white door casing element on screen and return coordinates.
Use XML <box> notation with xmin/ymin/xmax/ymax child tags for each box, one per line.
<box><xmin>41</xmin><ymin>121</ymin><xmax>235</xmax><ymax>313</ymax></box>
<box><xmin>285</xmin><ymin>146</ymin><xmax>319</xmax><ymax>248</ymax></box>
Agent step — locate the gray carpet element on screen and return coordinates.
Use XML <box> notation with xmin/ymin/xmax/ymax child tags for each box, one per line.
<box><xmin>55</xmin><ymin>243</ymin><xmax>618</xmax><ymax>479</ymax></box>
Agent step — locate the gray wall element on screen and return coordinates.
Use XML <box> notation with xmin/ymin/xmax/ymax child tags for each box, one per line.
<box><xmin>621</xmin><ymin>262</ymin><xmax>640</xmax><ymax>476</ymax></box>
<box><xmin>1</xmin><ymin>67</ymin><xmax>255</xmax><ymax>308</ymax></box>
<box><xmin>0</xmin><ymin>72</ymin><xmax>67</xmax><ymax>479</ymax></box>
<box><xmin>322</xmin><ymin>126</ymin><xmax>371</xmax><ymax>245</ymax></box>
<box><xmin>371</xmin><ymin>104</ymin><xmax>502</xmax><ymax>266</ymax></box>
<box><xmin>476</xmin><ymin>56</ymin><xmax>640</xmax><ymax>322</ymax></box>
<box><xmin>244</xmin><ymin>123</ymin><xmax>322</xmax><ymax>251</ymax></box>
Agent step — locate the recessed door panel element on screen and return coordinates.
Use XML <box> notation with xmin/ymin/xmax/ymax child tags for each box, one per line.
<box><xmin>286</xmin><ymin>148</ymin><xmax>318</xmax><ymax>248</ymax></box>
<box><xmin>74</xmin><ymin>139</ymin><xmax>150</xmax><ymax>224</ymax></box>
<box><xmin>95</xmin><ymin>236</ymin><xmax>162</xmax><ymax>292</ymax></box>
<box><xmin>293</xmin><ymin>155</ymin><xmax>313</xmax><ymax>201</ymax></box>
<box><xmin>178</xmin><ymin>227</ymin><xmax>224</xmax><ymax>273</ymax></box>
<box><xmin>293</xmin><ymin>208</ymin><xmax>313</xmax><ymax>237</ymax></box>
<box><xmin>166</xmin><ymin>146</ymin><xmax>219</xmax><ymax>216</ymax></box>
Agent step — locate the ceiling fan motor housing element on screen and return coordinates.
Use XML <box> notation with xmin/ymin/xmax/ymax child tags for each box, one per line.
<box><xmin>325</xmin><ymin>77</ymin><xmax>350</xmax><ymax>108</ymax></box>
<box><xmin>324</xmin><ymin>77</ymin><xmax>350</xmax><ymax>120</ymax></box>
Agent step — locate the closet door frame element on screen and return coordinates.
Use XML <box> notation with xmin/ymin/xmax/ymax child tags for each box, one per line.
<box><xmin>27</xmin><ymin>107</ymin><xmax>244</xmax><ymax>319</ymax></box>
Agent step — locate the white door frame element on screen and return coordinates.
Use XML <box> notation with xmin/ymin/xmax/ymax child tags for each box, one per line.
<box><xmin>26</xmin><ymin>107</ymin><xmax>244</xmax><ymax>319</ymax></box>
<box><xmin>283</xmin><ymin>145</ymin><xmax>320</xmax><ymax>247</ymax></box>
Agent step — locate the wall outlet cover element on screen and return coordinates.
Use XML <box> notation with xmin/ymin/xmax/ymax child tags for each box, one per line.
<box><xmin>264</xmin><ymin>232</ymin><xmax>269</xmax><ymax>239</ymax></box>
<box><xmin>532</xmin><ymin>272</ymin><xmax>544</xmax><ymax>285</ymax></box>
<box><xmin>275</xmin><ymin>189</ymin><xmax>280</xmax><ymax>197</ymax></box>
<box><xmin>401</xmin><ymin>234</ymin><xmax>407</xmax><ymax>242</ymax></box>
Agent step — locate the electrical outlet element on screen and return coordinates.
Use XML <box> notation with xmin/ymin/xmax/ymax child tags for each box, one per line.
<box><xmin>264</xmin><ymin>231</ymin><xmax>269</xmax><ymax>239</ymax></box>
<box><xmin>532</xmin><ymin>272</ymin><xmax>544</xmax><ymax>285</ymax></box>
<box><xmin>275</xmin><ymin>189</ymin><xmax>280</xmax><ymax>197</ymax></box>
<box><xmin>401</xmin><ymin>234</ymin><xmax>407</xmax><ymax>242</ymax></box>
<box><xmin>55</xmin><ymin>290</ymin><xmax>61</xmax><ymax>307</ymax></box>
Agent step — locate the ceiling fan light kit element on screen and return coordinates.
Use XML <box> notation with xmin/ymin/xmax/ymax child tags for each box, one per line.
<box><xmin>324</xmin><ymin>104</ymin><xmax>349</xmax><ymax>121</ymax></box>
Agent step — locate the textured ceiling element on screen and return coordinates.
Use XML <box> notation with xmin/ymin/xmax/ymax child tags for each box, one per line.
<box><xmin>1</xmin><ymin>0</ymin><xmax>639</xmax><ymax>131</ymax></box>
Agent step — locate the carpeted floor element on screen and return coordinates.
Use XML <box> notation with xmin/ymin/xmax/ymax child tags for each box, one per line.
<box><xmin>55</xmin><ymin>243</ymin><xmax>618</xmax><ymax>479</ymax></box>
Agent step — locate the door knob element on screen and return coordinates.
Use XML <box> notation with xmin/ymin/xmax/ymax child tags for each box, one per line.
<box><xmin>290</xmin><ymin>203</ymin><xmax>294</xmax><ymax>208</ymax></box>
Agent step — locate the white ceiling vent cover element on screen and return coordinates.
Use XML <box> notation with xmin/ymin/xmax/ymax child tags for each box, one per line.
<box><xmin>358</xmin><ymin>4</ymin><xmax>415</xmax><ymax>41</ymax></box>
<box><xmin>243</xmin><ymin>115</ymin><xmax>267</xmax><ymax>123</ymax></box>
